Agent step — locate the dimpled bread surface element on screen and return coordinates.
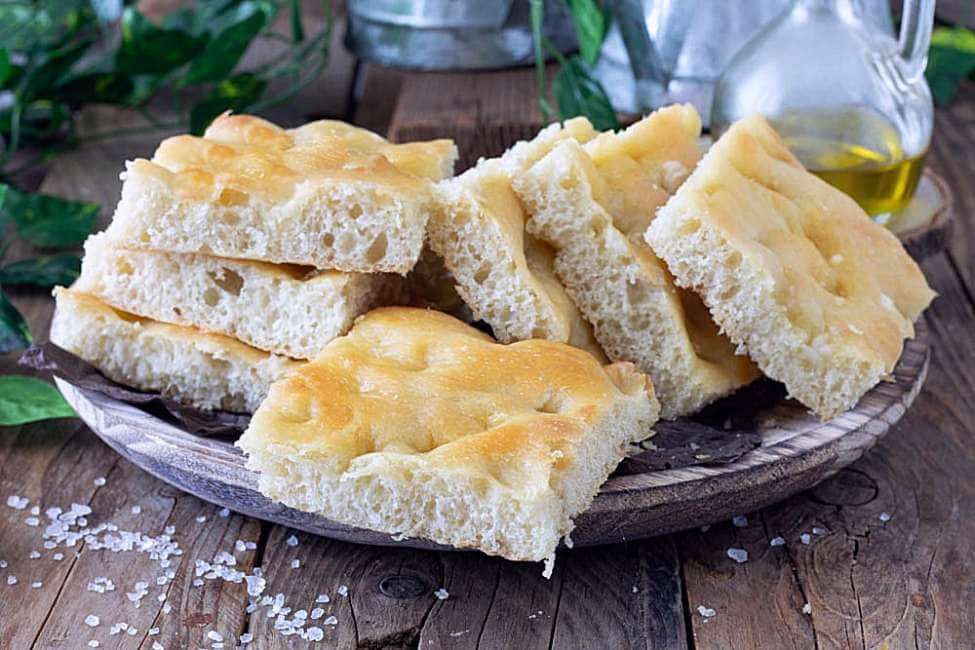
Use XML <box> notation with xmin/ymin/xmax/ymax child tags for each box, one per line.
<box><xmin>515</xmin><ymin>105</ymin><xmax>760</xmax><ymax>418</ymax></box>
<box><xmin>237</xmin><ymin>307</ymin><xmax>659</xmax><ymax>575</ymax></box>
<box><xmin>646</xmin><ymin>114</ymin><xmax>935</xmax><ymax>418</ymax></box>
<box><xmin>50</xmin><ymin>288</ymin><xmax>299</xmax><ymax>412</ymax></box>
<box><xmin>105</xmin><ymin>113</ymin><xmax>458</xmax><ymax>273</ymax></box>
<box><xmin>76</xmin><ymin>232</ymin><xmax>405</xmax><ymax>360</ymax></box>
<box><xmin>426</xmin><ymin>118</ymin><xmax>604</xmax><ymax>352</ymax></box>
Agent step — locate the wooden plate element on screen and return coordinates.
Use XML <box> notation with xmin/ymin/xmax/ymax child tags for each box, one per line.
<box><xmin>891</xmin><ymin>170</ymin><xmax>954</xmax><ymax>260</ymax></box>
<box><xmin>55</xmin><ymin>321</ymin><xmax>929</xmax><ymax>550</ymax></box>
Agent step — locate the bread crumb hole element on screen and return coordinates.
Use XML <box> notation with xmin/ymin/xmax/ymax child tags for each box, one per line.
<box><xmin>208</xmin><ymin>268</ymin><xmax>244</xmax><ymax>296</ymax></box>
<box><xmin>203</xmin><ymin>287</ymin><xmax>220</xmax><ymax>307</ymax></box>
<box><xmin>116</xmin><ymin>259</ymin><xmax>134</xmax><ymax>275</ymax></box>
<box><xmin>348</xmin><ymin>204</ymin><xmax>363</xmax><ymax>220</ymax></box>
<box><xmin>473</xmin><ymin>263</ymin><xmax>492</xmax><ymax>285</ymax></box>
<box><xmin>322</xmin><ymin>232</ymin><xmax>335</xmax><ymax>247</ymax></box>
<box><xmin>365</xmin><ymin>233</ymin><xmax>387</xmax><ymax>263</ymax></box>
<box><xmin>679</xmin><ymin>219</ymin><xmax>701</xmax><ymax>236</ymax></box>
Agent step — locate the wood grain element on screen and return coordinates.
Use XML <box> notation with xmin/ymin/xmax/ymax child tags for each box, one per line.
<box><xmin>681</xmin><ymin>254</ymin><xmax>975</xmax><ymax>649</ymax></box>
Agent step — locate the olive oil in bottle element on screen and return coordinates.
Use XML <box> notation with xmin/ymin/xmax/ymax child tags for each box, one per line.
<box><xmin>773</xmin><ymin>109</ymin><xmax>928</xmax><ymax>221</ymax></box>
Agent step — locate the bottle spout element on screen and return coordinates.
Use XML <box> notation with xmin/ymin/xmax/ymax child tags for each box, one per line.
<box><xmin>898</xmin><ymin>0</ymin><xmax>935</xmax><ymax>80</ymax></box>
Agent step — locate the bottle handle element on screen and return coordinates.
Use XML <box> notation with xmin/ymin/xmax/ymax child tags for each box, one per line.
<box><xmin>898</xmin><ymin>0</ymin><xmax>935</xmax><ymax>80</ymax></box>
<box><xmin>609</xmin><ymin>0</ymin><xmax>668</xmax><ymax>85</ymax></box>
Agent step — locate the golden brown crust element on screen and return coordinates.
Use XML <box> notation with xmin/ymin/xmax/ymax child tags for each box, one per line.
<box><xmin>245</xmin><ymin>307</ymin><xmax>656</xmax><ymax>471</ymax></box>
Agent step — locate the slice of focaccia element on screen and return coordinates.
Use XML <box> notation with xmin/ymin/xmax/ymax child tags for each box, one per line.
<box><xmin>237</xmin><ymin>307</ymin><xmax>659</xmax><ymax>575</ymax></box>
<box><xmin>50</xmin><ymin>288</ymin><xmax>299</xmax><ymax>412</ymax></box>
<box><xmin>514</xmin><ymin>105</ymin><xmax>759</xmax><ymax>418</ymax></box>
<box><xmin>105</xmin><ymin>114</ymin><xmax>458</xmax><ymax>273</ymax></box>
<box><xmin>75</xmin><ymin>232</ymin><xmax>405</xmax><ymax>360</ymax></box>
<box><xmin>646</xmin><ymin>114</ymin><xmax>935</xmax><ymax>418</ymax></box>
<box><xmin>425</xmin><ymin>118</ymin><xmax>602</xmax><ymax>348</ymax></box>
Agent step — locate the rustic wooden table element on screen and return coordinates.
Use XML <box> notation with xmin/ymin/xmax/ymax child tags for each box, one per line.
<box><xmin>2</xmin><ymin>30</ymin><xmax>974</xmax><ymax>649</ymax></box>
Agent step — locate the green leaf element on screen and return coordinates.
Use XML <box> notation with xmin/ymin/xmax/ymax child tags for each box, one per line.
<box><xmin>926</xmin><ymin>26</ymin><xmax>975</xmax><ymax>107</ymax></box>
<box><xmin>116</xmin><ymin>7</ymin><xmax>209</xmax><ymax>76</ymax></box>
<box><xmin>56</xmin><ymin>72</ymin><xmax>135</xmax><ymax>106</ymax></box>
<box><xmin>0</xmin><ymin>184</ymin><xmax>99</xmax><ymax>248</ymax></box>
<box><xmin>0</xmin><ymin>290</ymin><xmax>32</xmax><ymax>354</ymax></box>
<box><xmin>0</xmin><ymin>375</ymin><xmax>75</xmax><ymax>426</ymax></box>
<box><xmin>565</xmin><ymin>0</ymin><xmax>609</xmax><ymax>65</ymax></box>
<box><xmin>553</xmin><ymin>55</ymin><xmax>619</xmax><ymax>131</ymax></box>
<box><xmin>290</xmin><ymin>0</ymin><xmax>305</xmax><ymax>42</ymax></box>
<box><xmin>0</xmin><ymin>48</ymin><xmax>10</xmax><ymax>88</ymax></box>
<box><xmin>190</xmin><ymin>72</ymin><xmax>267</xmax><ymax>135</ymax></box>
<box><xmin>19</xmin><ymin>37</ymin><xmax>97</xmax><ymax>102</ymax></box>
<box><xmin>0</xmin><ymin>255</ymin><xmax>81</xmax><ymax>287</ymax></box>
<box><xmin>182</xmin><ymin>7</ymin><xmax>273</xmax><ymax>85</ymax></box>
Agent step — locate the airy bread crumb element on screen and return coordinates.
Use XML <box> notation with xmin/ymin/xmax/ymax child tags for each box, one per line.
<box><xmin>50</xmin><ymin>288</ymin><xmax>299</xmax><ymax>412</ymax></box>
<box><xmin>76</xmin><ymin>232</ymin><xmax>405</xmax><ymax>359</ymax></box>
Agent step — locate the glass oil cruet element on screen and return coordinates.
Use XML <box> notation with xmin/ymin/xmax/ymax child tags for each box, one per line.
<box><xmin>711</xmin><ymin>0</ymin><xmax>935</xmax><ymax>222</ymax></box>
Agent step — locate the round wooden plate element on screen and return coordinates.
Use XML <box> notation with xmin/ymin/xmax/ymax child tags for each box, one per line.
<box><xmin>891</xmin><ymin>170</ymin><xmax>954</xmax><ymax>261</ymax></box>
<box><xmin>55</xmin><ymin>321</ymin><xmax>929</xmax><ymax>550</ymax></box>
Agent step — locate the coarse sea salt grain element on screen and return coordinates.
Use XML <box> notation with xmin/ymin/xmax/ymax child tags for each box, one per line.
<box><xmin>310</xmin><ymin>607</ymin><xmax>325</xmax><ymax>620</ymax></box>
<box><xmin>306</xmin><ymin>627</ymin><xmax>324</xmax><ymax>641</ymax></box>
<box><xmin>218</xmin><ymin>507</ymin><xmax>230</xmax><ymax>518</ymax></box>
<box><xmin>316</xmin><ymin>594</ymin><xmax>330</xmax><ymax>604</ymax></box>
<box><xmin>130</xmin><ymin>505</ymin><xmax>141</xmax><ymax>514</ymax></box>
<box><xmin>207</xmin><ymin>630</ymin><xmax>223</xmax><ymax>642</ymax></box>
<box><xmin>434</xmin><ymin>588</ymin><xmax>449</xmax><ymax>600</ymax></box>
<box><xmin>323</xmin><ymin>615</ymin><xmax>338</xmax><ymax>626</ymax></box>
<box><xmin>87</xmin><ymin>640</ymin><xmax>99</xmax><ymax>647</ymax></box>
<box><xmin>195</xmin><ymin>515</ymin><xmax>207</xmax><ymax>523</ymax></box>
<box><xmin>240</xmin><ymin>632</ymin><xmax>253</xmax><ymax>643</ymax></box>
<box><xmin>6</xmin><ymin>576</ymin><xmax>17</xmax><ymax>585</ymax></box>
<box><xmin>93</xmin><ymin>477</ymin><xmax>106</xmax><ymax>486</ymax></box>
<box><xmin>770</xmin><ymin>536</ymin><xmax>786</xmax><ymax>547</ymax></box>
<box><xmin>29</xmin><ymin>550</ymin><xmax>41</xmax><ymax>559</ymax></box>
<box><xmin>337</xmin><ymin>585</ymin><xmax>348</xmax><ymax>597</ymax></box>
<box><xmin>7</xmin><ymin>495</ymin><xmax>29</xmax><ymax>509</ymax></box>
<box><xmin>726</xmin><ymin>548</ymin><xmax>748</xmax><ymax>563</ymax></box>
<box><xmin>879</xmin><ymin>512</ymin><xmax>891</xmax><ymax>522</ymax></box>
<box><xmin>802</xmin><ymin>603</ymin><xmax>812</xmax><ymax>614</ymax></box>
<box><xmin>732</xmin><ymin>515</ymin><xmax>748</xmax><ymax>528</ymax></box>
<box><xmin>152</xmin><ymin>642</ymin><xmax>164</xmax><ymax>650</ymax></box>
<box><xmin>286</xmin><ymin>535</ymin><xmax>299</xmax><ymax>547</ymax></box>
<box><xmin>697</xmin><ymin>606</ymin><xmax>716</xmax><ymax>618</ymax></box>
<box><xmin>291</xmin><ymin>559</ymin><xmax>300</xmax><ymax>569</ymax></box>
<box><xmin>812</xmin><ymin>527</ymin><xmax>827</xmax><ymax>535</ymax></box>
<box><xmin>800</xmin><ymin>533</ymin><xmax>811</xmax><ymax>545</ymax></box>
<box><xmin>84</xmin><ymin>614</ymin><xmax>100</xmax><ymax>627</ymax></box>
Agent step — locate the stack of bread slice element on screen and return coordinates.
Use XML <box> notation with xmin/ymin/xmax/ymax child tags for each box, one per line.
<box><xmin>51</xmin><ymin>114</ymin><xmax>458</xmax><ymax>411</ymax></box>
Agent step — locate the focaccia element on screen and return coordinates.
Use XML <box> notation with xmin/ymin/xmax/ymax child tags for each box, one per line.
<box><xmin>645</xmin><ymin>114</ymin><xmax>935</xmax><ymax>418</ymax></box>
<box><xmin>104</xmin><ymin>114</ymin><xmax>458</xmax><ymax>273</ymax></box>
<box><xmin>425</xmin><ymin>118</ymin><xmax>602</xmax><ymax>348</ymax></box>
<box><xmin>50</xmin><ymin>288</ymin><xmax>299</xmax><ymax>412</ymax></box>
<box><xmin>76</xmin><ymin>232</ymin><xmax>405</xmax><ymax>360</ymax></box>
<box><xmin>237</xmin><ymin>307</ymin><xmax>659</xmax><ymax>575</ymax></box>
<box><xmin>514</xmin><ymin>105</ymin><xmax>759</xmax><ymax>418</ymax></box>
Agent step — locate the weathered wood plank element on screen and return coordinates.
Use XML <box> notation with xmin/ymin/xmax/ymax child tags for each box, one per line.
<box><xmin>388</xmin><ymin>68</ymin><xmax>547</xmax><ymax>170</ymax></box>
<box><xmin>683</xmin><ymin>253</ymin><xmax>975</xmax><ymax>649</ymax></box>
